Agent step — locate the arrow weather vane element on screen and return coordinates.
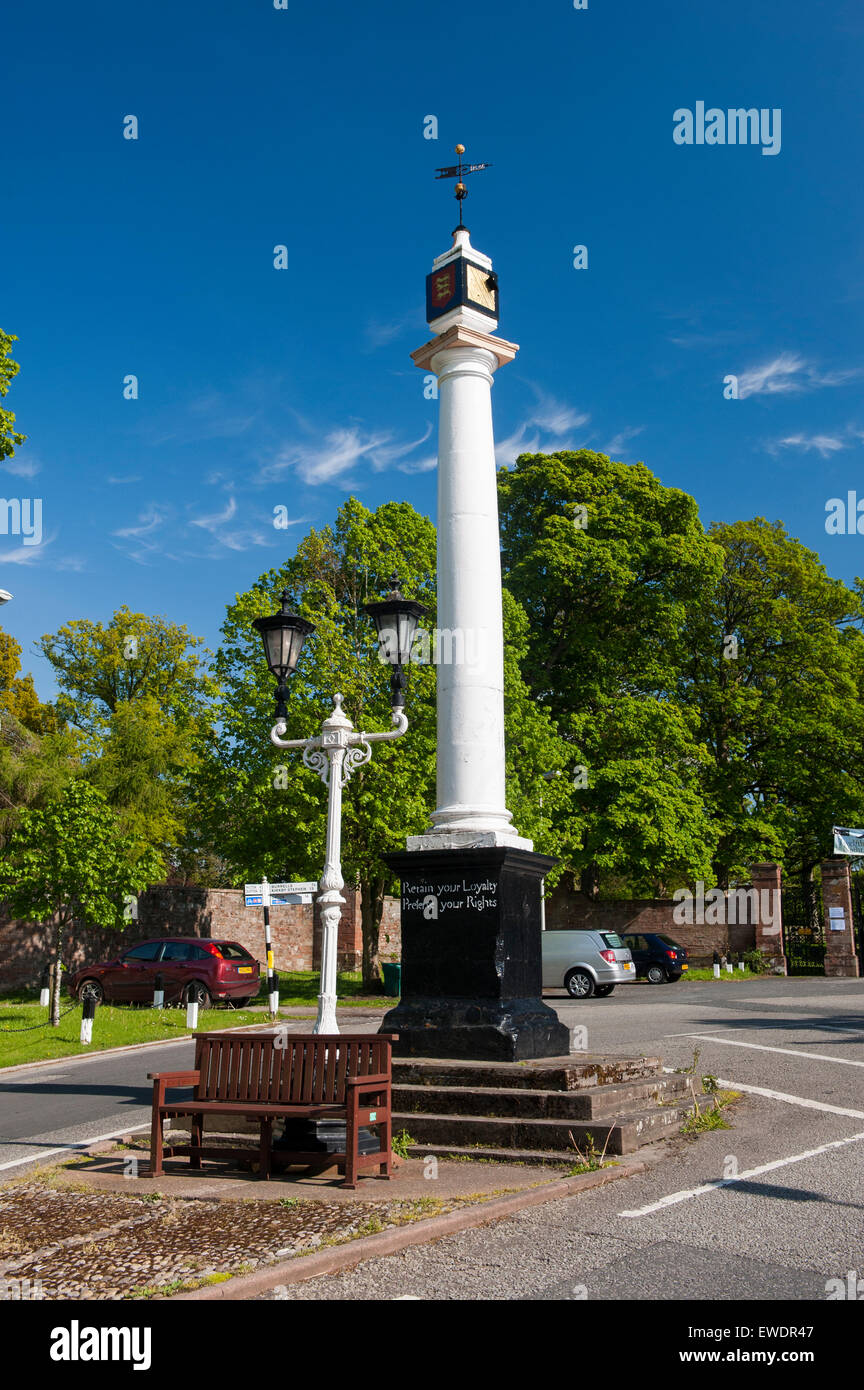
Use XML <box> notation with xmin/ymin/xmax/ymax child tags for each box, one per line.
<box><xmin>435</xmin><ymin>144</ymin><xmax>492</xmax><ymax>228</ymax></box>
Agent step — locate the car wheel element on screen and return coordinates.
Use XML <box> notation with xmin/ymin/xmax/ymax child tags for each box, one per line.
<box><xmin>184</xmin><ymin>981</ymin><xmax>211</xmax><ymax>1009</ymax></box>
<box><xmin>594</xmin><ymin>984</ymin><xmax>615</xmax><ymax>997</ymax></box>
<box><xmin>565</xmin><ymin>969</ymin><xmax>595</xmax><ymax>999</ymax></box>
<box><xmin>79</xmin><ymin>979</ymin><xmax>104</xmax><ymax>1006</ymax></box>
<box><xmin>646</xmin><ymin>964</ymin><xmax>667</xmax><ymax>984</ymax></box>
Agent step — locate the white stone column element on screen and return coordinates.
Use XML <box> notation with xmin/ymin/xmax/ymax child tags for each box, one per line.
<box><xmin>410</xmin><ymin>323</ymin><xmax>531</xmax><ymax>851</ymax></box>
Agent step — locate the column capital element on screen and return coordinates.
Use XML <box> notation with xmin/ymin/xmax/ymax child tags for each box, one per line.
<box><xmin>411</xmin><ymin>323</ymin><xmax>519</xmax><ymax>374</ymax></box>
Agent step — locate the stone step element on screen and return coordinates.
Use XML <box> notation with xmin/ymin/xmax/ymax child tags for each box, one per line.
<box><xmin>392</xmin><ymin>1054</ymin><xmax>663</xmax><ymax>1093</ymax></box>
<box><xmin>393</xmin><ymin>1073</ymin><xmax>694</xmax><ymax>1122</ymax></box>
<box><xmin>393</xmin><ymin>1099</ymin><xmax>695</xmax><ymax>1157</ymax></box>
<box><xmin>405</xmin><ymin>1142</ymin><xmax>587</xmax><ymax>1168</ymax></box>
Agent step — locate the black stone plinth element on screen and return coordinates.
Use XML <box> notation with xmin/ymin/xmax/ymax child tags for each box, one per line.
<box><xmin>379</xmin><ymin>846</ymin><xmax>570</xmax><ymax>1062</ymax></box>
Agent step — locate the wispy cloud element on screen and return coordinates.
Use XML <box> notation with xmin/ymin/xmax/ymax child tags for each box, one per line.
<box><xmin>105</xmin><ymin>473</ymin><xmax>142</xmax><ymax>485</ymax></box>
<box><xmin>1</xmin><ymin>450</ymin><xmax>41</xmax><ymax>478</ymax></box>
<box><xmin>111</xmin><ymin>505</ymin><xmax>170</xmax><ymax>566</ymax></box>
<box><xmin>736</xmin><ymin>354</ymin><xmax>864</xmax><ymax>399</ymax></box>
<box><xmin>495</xmin><ymin>391</ymin><xmax>589</xmax><ymax>467</ymax></box>
<box><xmin>261</xmin><ymin>422</ymin><xmax>434</xmax><ymax>486</ymax></box>
<box><xmin>605</xmin><ymin>426</ymin><xmax>645</xmax><ymax>458</ymax></box>
<box><xmin>766</xmin><ymin>433</ymin><xmax>847</xmax><ymax>459</ymax></box>
<box><xmin>363</xmin><ymin>312</ymin><xmax>415</xmax><ymax>351</ymax></box>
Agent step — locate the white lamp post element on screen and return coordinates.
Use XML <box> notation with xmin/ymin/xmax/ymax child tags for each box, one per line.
<box><xmin>253</xmin><ymin>579</ymin><xmax>426</xmax><ymax>1034</ymax></box>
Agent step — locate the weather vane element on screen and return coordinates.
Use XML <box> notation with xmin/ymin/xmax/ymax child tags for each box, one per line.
<box><xmin>435</xmin><ymin>144</ymin><xmax>492</xmax><ymax>228</ymax></box>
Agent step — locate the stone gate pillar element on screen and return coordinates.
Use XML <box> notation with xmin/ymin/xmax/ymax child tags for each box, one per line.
<box><xmin>820</xmin><ymin>857</ymin><xmax>860</xmax><ymax>978</ymax></box>
<box><xmin>751</xmin><ymin>862</ymin><xmax>786</xmax><ymax>974</ymax></box>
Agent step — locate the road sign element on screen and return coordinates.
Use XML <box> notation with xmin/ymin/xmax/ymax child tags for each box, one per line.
<box><xmin>244</xmin><ymin>881</ymin><xmax>316</xmax><ymax>906</ymax></box>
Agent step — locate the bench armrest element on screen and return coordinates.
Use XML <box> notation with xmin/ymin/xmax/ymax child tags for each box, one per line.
<box><xmin>148</xmin><ymin>1070</ymin><xmax>200</xmax><ymax>1087</ymax></box>
<box><xmin>345</xmin><ymin>1072</ymin><xmax>391</xmax><ymax>1092</ymax></box>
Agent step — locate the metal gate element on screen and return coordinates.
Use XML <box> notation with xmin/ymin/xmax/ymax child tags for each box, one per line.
<box><xmin>781</xmin><ymin>880</ymin><xmax>826</xmax><ymax>975</ymax></box>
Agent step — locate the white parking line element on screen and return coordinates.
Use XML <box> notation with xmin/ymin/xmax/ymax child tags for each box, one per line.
<box><xmin>619</xmin><ymin>1129</ymin><xmax>864</xmax><ymax>1218</ymax></box>
<box><xmin>0</xmin><ymin>1121</ymin><xmax>149</xmax><ymax>1172</ymax></box>
<box><xmin>670</xmin><ymin>1034</ymin><xmax>864</xmax><ymax>1067</ymax></box>
<box><xmin>714</xmin><ymin>1079</ymin><xmax>864</xmax><ymax>1120</ymax></box>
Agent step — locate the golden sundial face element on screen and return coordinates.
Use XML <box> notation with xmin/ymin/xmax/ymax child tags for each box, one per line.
<box><xmin>466</xmin><ymin>262</ymin><xmax>495</xmax><ymax>310</ymax></box>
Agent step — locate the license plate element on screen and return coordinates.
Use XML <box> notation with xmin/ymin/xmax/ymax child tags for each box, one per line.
<box><xmin>681</xmin><ymin>964</ymin><xmax>688</xmax><ymax>970</ymax></box>
<box><xmin>237</xmin><ymin>966</ymin><xmax>253</xmax><ymax>974</ymax></box>
<box><xmin>623</xmin><ymin>962</ymin><xmax>634</xmax><ymax>970</ymax></box>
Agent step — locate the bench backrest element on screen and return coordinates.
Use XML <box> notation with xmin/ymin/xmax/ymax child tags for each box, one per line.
<box><xmin>191</xmin><ymin>1032</ymin><xmax>396</xmax><ymax>1106</ymax></box>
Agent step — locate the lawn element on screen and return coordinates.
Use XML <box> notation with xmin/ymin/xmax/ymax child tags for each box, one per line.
<box><xmin>679</xmin><ymin>966</ymin><xmax>766</xmax><ymax>982</ymax></box>
<box><xmin>0</xmin><ymin>969</ymin><xmax>397</xmax><ymax>1069</ymax></box>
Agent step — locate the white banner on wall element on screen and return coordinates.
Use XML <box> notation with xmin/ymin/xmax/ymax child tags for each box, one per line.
<box><xmin>832</xmin><ymin>827</ymin><xmax>864</xmax><ymax>856</ymax></box>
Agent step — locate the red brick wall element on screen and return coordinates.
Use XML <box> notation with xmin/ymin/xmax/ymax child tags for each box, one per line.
<box><xmin>0</xmin><ymin>885</ymin><xmax>402</xmax><ymax>992</ymax></box>
<box><xmin>545</xmin><ymin>888</ymin><xmax>757</xmax><ymax>965</ymax></box>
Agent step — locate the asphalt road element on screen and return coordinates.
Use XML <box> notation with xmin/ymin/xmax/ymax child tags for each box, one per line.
<box><xmin>257</xmin><ymin>976</ymin><xmax>864</xmax><ymax>1302</ymax></box>
<box><xmin>3</xmin><ymin>978</ymin><xmax>864</xmax><ymax>1302</ymax></box>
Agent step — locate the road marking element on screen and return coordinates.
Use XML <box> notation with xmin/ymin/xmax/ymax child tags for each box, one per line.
<box><xmin>619</xmin><ymin>1129</ymin><xmax>864</xmax><ymax>1218</ymax></box>
<box><xmin>714</xmin><ymin>1078</ymin><xmax>864</xmax><ymax>1119</ymax></box>
<box><xmin>0</xmin><ymin>1121</ymin><xmax>149</xmax><ymax>1172</ymax></box>
<box><xmin>668</xmin><ymin>1034</ymin><xmax>864</xmax><ymax>1067</ymax></box>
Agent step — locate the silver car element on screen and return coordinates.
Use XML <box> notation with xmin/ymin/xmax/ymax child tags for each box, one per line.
<box><xmin>542</xmin><ymin>928</ymin><xmax>637</xmax><ymax>998</ymax></box>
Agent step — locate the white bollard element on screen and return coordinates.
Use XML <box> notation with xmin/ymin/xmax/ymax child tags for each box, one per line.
<box><xmin>738</xmin><ymin>959</ymin><xmax>745</xmax><ymax>971</ymax></box>
<box><xmin>726</xmin><ymin>960</ymin><xmax>733</xmax><ymax>974</ymax></box>
<box><xmin>186</xmin><ymin>999</ymin><xmax>199</xmax><ymax>1030</ymax></box>
<box><xmin>80</xmin><ymin>996</ymin><xmax>96</xmax><ymax>1045</ymax></box>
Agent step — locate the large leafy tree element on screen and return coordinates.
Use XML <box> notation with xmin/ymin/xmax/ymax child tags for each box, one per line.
<box><xmin>498</xmin><ymin>449</ymin><xmax>723</xmax><ymax>895</ymax></box>
<box><xmin>683</xmin><ymin>518</ymin><xmax>864</xmax><ymax>882</ymax></box>
<box><xmin>37</xmin><ymin>607</ymin><xmax>217</xmax><ymax>870</ymax></box>
<box><xmin>38</xmin><ymin>606</ymin><xmax>215</xmax><ymax>739</ymax></box>
<box><xmin>0</xmin><ymin>781</ymin><xmax>162</xmax><ymax>1023</ymax></box>
<box><xmin>0</xmin><ymin>625</ymin><xmax>58</xmax><ymax>735</ymax></box>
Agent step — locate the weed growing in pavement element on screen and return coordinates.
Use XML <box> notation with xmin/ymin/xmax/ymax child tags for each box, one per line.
<box><xmin>565</xmin><ymin>1128</ymin><xmax>613</xmax><ymax>1174</ymax></box>
<box><xmin>701</xmin><ymin>1073</ymin><xmax>720</xmax><ymax>1093</ymax></box>
<box><xmin>681</xmin><ymin>1097</ymin><xmax>731</xmax><ymax>1136</ymax></box>
<box><xmin>391</xmin><ymin>1129</ymin><xmax>414</xmax><ymax>1160</ymax></box>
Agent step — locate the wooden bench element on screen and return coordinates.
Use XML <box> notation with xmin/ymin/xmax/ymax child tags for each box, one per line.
<box><xmin>147</xmin><ymin>1032</ymin><xmax>397</xmax><ymax>1189</ymax></box>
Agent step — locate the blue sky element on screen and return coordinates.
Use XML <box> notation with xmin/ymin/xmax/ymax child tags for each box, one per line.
<box><xmin>2</xmin><ymin>0</ymin><xmax>863</xmax><ymax>697</ymax></box>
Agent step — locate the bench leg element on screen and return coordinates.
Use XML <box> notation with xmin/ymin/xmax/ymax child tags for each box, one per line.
<box><xmin>343</xmin><ymin>1097</ymin><xmax>358</xmax><ymax>1190</ymax></box>
<box><xmin>149</xmin><ymin>1108</ymin><xmax>164</xmax><ymax>1178</ymax></box>
<box><xmin>379</xmin><ymin>1103</ymin><xmax>392</xmax><ymax>1178</ymax></box>
<box><xmin>260</xmin><ymin>1117</ymin><xmax>273</xmax><ymax>1181</ymax></box>
<box><xmin>190</xmin><ymin>1113</ymin><xmax>203</xmax><ymax>1170</ymax></box>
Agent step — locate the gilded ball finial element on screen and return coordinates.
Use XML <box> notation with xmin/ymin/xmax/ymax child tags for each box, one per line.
<box><xmin>455</xmin><ymin>143</ymin><xmax>465</xmax><ymax>155</ymax></box>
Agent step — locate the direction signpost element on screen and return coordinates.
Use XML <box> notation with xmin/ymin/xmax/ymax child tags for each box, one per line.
<box><xmin>244</xmin><ymin>878</ymin><xmax>318</xmax><ymax>1017</ymax></box>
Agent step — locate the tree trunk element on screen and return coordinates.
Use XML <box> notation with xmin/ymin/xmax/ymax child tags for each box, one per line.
<box><xmin>580</xmin><ymin>862</ymin><xmax>600</xmax><ymax>901</ymax></box>
<box><xmin>359</xmin><ymin>876</ymin><xmax>386</xmax><ymax>993</ymax></box>
<box><xmin>51</xmin><ymin>917</ymin><xmax>63</xmax><ymax>1027</ymax></box>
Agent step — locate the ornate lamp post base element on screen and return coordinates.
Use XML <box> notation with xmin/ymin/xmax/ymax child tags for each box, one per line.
<box><xmin>380</xmin><ymin>846</ymin><xmax>570</xmax><ymax>1061</ymax></box>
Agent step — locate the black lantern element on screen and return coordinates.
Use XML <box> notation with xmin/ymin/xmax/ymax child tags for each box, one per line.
<box><xmin>253</xmin><ymin>590</ymin><xmax>315</xmax><ymax>718</ymax></box>
<box><xmin>362</xmin><ymin>574</ymin><xmax>428</xmax><ymax>710</ymax></box>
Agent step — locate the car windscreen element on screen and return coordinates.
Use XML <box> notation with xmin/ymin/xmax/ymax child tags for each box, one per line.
<box><xmin>215</xmin><ymin>943</ymin><xmax>253</xmax><ymax>960</ymax></box>
<box><xmin>655</xmin><ymin>935</ymin><xmax>681</xmax><ymax>947</ymax></box>
<box><xmin>600</xmin><ymin>932</ymin><xmax>624</xmax><ymax>949</ymax></box>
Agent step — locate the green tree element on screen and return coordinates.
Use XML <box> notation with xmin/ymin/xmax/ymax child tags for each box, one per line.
<box><xmin>683</xmin><ymin>518</ymin><xmax>864</xmax><ymax>883</ymax></box>
<box><xmin>0</xmin><ymin>328</ymin><xmax>25</xmax><ymax>464</ymax></box>
<box><xmin>498</xmin><ymin>449</ymin><xmax>723</xmax><ymax>895</ymax></box>
<box><xmin>0</xmin><ymin>625</ymin><xmax>58</xmax><ymax>735</ymax></box>
<box><xmin>38</xmin><ymin>606</ymin><xmax>215</xmax><ymax>739</ymax></box>
<box><xmin>0</xmin><ymin>780</ymin><xmax>162</xmax><ymax>1023</ymax></box>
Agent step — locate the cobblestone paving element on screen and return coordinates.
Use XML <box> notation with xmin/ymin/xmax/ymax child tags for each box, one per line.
<box><xmin>0</xmin><ymin>1179</ymin><xmax>474</xmax><ymax>1300</ymax></box>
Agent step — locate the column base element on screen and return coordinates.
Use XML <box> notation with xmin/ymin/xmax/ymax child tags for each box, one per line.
<box><xmin>381</xmin><ymin>995</ymin><xmax>569</xmax><ymax>1062</ymax></box>
<box><xmin>378</xmin><ymin>845</ymin><xmax>569</xmax><ymax>1062</ymax></box>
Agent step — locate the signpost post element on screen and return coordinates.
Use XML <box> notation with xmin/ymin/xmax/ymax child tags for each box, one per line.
<box><xmin>244</xmin><ymin>879</ymin><xmax>318</xmax><ymax>1019</ymax></box>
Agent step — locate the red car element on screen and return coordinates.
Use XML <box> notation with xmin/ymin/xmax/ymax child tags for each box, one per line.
<box><xmin>68</xmin><ymin>938</ymin><xmax>261</xmax><ymax>1008</ymax></box>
